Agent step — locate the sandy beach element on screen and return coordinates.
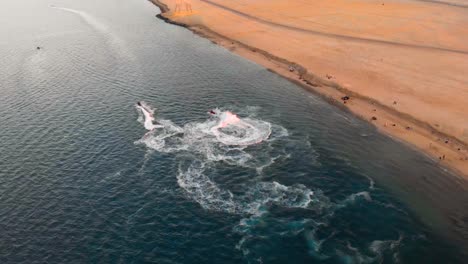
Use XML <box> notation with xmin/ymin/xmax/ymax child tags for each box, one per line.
<box><xmin>149</xmin><ymin>0</ymin><xmax>468</xmax><ymax>178</ymax></box>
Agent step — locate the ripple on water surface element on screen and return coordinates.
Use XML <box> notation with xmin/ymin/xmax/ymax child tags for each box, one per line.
<box><xmin>0</xmin><ymin>0</ymin><xmax>466</xmax><ymax>263</ymax></box>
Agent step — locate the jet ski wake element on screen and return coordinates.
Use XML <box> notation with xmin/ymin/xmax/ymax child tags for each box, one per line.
<box><xmin>136</xmin><ymin>104</ymin><xmax>272</xmax><ymax>147</ymax></box>
<box><xmin>136</xmin><ymin>101</ymin><xmax>163</xmax><ymax>133</ymax></box>
<box><xmin>209</xmin><ymin>109</ymin><xmax>271</xmax><ymax>146</ymax></box>
<box><xmin>133</xmin><ymin>103</ymin><xmax>387</xmax><ymax>262</ymax></box>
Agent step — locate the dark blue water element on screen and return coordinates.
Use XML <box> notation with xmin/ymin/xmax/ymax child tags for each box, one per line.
<box><xmin>0</xmin><ymin>0</ymin><xmax>467</xmax><ymax>263</ymax></box>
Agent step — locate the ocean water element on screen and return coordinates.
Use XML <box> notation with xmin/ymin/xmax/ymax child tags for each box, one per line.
<box><xmin>0</xmin><ymin>0</ymin><xmax>467</xmax><ymax>263</ymax></box>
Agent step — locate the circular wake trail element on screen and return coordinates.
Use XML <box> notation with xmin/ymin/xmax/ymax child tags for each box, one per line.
<box><xmin>210</xmin><ymin>110</ymin><xmax>271</xmax><ymax>146</ymax></box>
<box><xmin>134</xmin><ymin>104</ymin><xmax>398</xmax><ymax>262</ymax></box>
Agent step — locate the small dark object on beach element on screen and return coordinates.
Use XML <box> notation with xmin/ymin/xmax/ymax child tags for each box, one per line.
<box><xmin>458</xmin><ymin>148</ymin><xmax>461</xmax><ymax>151</ymax></box>
<box><xmin>373</xmin><ymin>109</ymin><xmax>376</xmax><ymax>111</ymax></box>
<box><xmin>406</xmin><ymin>126</ymin><xmax>411</xmax><ymax>130</ymax></box>
<box><xmin>442</xmin><ymin>155</ymin><xmax>445</xmax><ymax>160</ymax></box>
<box><xmin>36</xmin><ymin>46</ymin><xmax>41</xmax><ymax>50</ymax></box>
<box><xmin>445</xmin><ymin>140</ymin><xmax>449</xmax><ymax>144</ymax></box>
<box><xmin>341</xmin><ymin>96</ymin><xmax>350</xmax><ymax>101</ymax></box>
<box><xmin>392</xmin><ymin>124</ymin><xmax>396</xmax><ymax>126</ymax></box>
<box><xmin>343</xmin><ymin>101</ymin><xmax>347</xmax><ymax>104</ymax></box>
<box><xmin>393</xmin><ymin>101</ymin><xmax>397</xmax><ymax>105</ymax></box>
<box><xmin>371</xmin><ymin>116</ymin><xmax>377</xmax><ymax>121</ymax></box>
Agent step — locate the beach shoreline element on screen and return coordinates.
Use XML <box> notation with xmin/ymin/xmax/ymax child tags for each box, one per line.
<box><xmin>148</xmin><ymin>0</ymin><xmax>468</xmax><ymax>179</ymax></box>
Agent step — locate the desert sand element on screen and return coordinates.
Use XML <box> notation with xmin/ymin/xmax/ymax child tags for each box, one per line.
<box><xmin>150</xmin><ymin>0</ymin><xmax>468</xmax><ymax>178</ymax></box>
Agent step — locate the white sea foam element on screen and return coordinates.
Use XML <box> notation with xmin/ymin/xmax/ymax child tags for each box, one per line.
<box><xmin>240</xmin><ymin>182</ymin><xmax>317</xmax><ymax>214</ymax></box>
<box><xmin>364</xmin><ymin>174</ymin><xmax>375</xmax><ymax>190</ymax></box>
<box><xmin>136</xmin><ymin>108</ymin><xmax>275</xmax><ymax>158</ymax></box>
<box><xmin>134</xmin><ymin>103</ymin><xmax>395</xmax><ymax>262</ymax></box>
<box><xmin>134</xmin><ymin>104</ymin><xmax>325</xmax><ymax>217</ymax></box>
<box><xmin>176</xmin><ymin>162</ymin><xmax>326</xmax><ymax>216</ymax></box>
<box><xmin>177</xmin><ymin>162</ymin><xmax>239</xmax><ymax>213</ymax></box>
<box><xmin>305</xmin><ymin>229</ymin><xmax>338</xmax><ymax>260</ymax></box>
<box><xmin>210</xmin><ymin>110</ymin><xmax>272</xmax><ymax>146</ymax></box>
<box><xmin>369</xmin><ymin>234</ymin><xmax>403</xmax><ymax>263</ymax></box>
<box><xmin>346</xmin><ymin>191</ymin><xmax>372</xmax><ymax>203</ymax></box>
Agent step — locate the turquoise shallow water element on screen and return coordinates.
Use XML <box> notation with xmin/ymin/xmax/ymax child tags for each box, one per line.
<box><xmin>0</xmin><ymin>0</ymin><xmax>467</xmax><ymax>263</ymax></box>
